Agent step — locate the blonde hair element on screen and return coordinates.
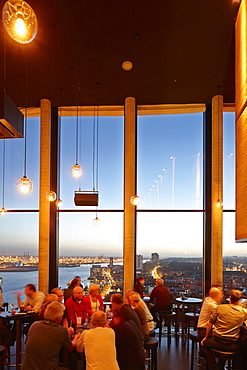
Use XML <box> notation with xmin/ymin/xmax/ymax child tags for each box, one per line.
<box><xmin>43</xmin><ymin>294</ymin><xmax>58</xmax><ymax>303</ymax></box>
<box><xmin>89</xmin><ymin>284</ymin><xmax>100</xmax><ymax>294</ymax></box>
<box><xmin>130</xmin><ymin>292</ymin><xmax>141</xmax><ymax>303</ymax></box>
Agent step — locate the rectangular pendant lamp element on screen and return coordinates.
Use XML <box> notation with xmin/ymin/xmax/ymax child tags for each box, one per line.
<box><xmin>74</xmin><ymin>191</ymin><xmax>99</xmax><ymax>206</ymax></box>
<box><xmin>0</xmin><ymin>93</ymin><xmax>24</xmax><ymax>139</ymax></box>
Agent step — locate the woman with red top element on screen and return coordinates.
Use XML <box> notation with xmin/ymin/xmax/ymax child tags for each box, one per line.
<box><xmin>84</xmin><ymin>284</ymin><xmax>104</xmax><ymax>315</ymax></box>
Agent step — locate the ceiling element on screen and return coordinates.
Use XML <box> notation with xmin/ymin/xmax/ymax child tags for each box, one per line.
<box><xmin>0</xmin><ymin>0</ymin><xmax>239</xmax><ymax>107</ymax></box>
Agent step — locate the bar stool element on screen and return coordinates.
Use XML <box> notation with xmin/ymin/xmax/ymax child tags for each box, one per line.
<box><xmin>211</xmin><ymin>349</ymin><xmax>235</xmax><ymax>370</ymax></box>
<box><xmin>188</xmin><ymin>331</ymin><xmax>202</xmax><ymax>370</ymax></box>
<box><xmin>0</xmin><ymin>345</ymin><xmax>4</xmax><ymax>370</ymax></box>
<box><xmin>185</xmin><ymin>312</ymin><xmax>199</xmax><ymax>346</ymax></box>
<box><xmin>144</xmin><ymin>337</ymin><xmax>158</xmax><ymax>370</ymax></box>
<box><xmin>158</xmin><ymin>311</ymin><xmax>177</xmax><ymax>345</ymax></box>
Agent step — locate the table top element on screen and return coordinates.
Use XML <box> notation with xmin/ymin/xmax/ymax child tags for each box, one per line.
<box><xmin>0</xmin><ymin>311</ymin><xmax>36</xmax><ymax>320</ymax></box>
<box><xmin>176</xmin><ymin>297</ymin><xmax>202</xmax><ymax>304</ymax></box>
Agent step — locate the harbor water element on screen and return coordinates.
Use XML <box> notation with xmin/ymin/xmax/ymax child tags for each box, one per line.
<box><xmin>0</xmin><ymin>265</ymin><xmax>102</xmax><ymax>306</ymax></box>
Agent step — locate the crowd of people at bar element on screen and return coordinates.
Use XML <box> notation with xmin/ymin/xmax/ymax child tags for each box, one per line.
<box><xmin>1</xmin><ymin>277</ymin><xmax>247</xmax><ymax>369</ymax></box>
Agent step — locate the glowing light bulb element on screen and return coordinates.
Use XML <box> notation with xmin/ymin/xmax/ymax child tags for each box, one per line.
<box><xmin>46</xmin><ymin>191</ymin><xmax>56</xmax><ymax>202</ymax></box>
<box><xmin>15</xmin><ymin>17</ymin><xmax>26</xmax><ymax>36</ymax></box>
<box><xmin>55</xmin><ymin>199</ymin><xmax>63</xmax><ymax>208</ymax></box>
<box><xmin>93</xmin><ymin>216</ymin><xmax>101</xmax><ymax>226</ymax></box>
<box><xmin>16</xmin><ymin>176</ymin><xmax>33</xmax><ymax>193</ymax></box>
<box><xmin>0</xmin><ymin>208</ymin><xmax>7</xmax><ymax>216</ymax></box>
<box><xmin>70</xmin><ymin>164</ymin><xmax>83</xmax><ymax>178</ymax></box>
<box><xmin>215</xmin><ymin>199</ymin><xmax>223</xmax><ymax>208</ymax></box>
<box><xmin>130</xmin><ymin>195</ymin><xmax>140</xmax><ymax>206</ymax></box>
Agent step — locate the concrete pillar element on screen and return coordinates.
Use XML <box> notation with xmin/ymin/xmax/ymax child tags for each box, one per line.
<box><xmin>123</xmin><ymin>97</ymin><xmax>136</xmax><ymax>294</ymax></box>
<box><xmin>211</xmin><ymin>95</ymin><xmax>223</xmax><ymax>286</ymax></box>
<box><xmin>38</xmin><ymin>99</ymin><xmax>51</xmax><ymax>294</ymax></box>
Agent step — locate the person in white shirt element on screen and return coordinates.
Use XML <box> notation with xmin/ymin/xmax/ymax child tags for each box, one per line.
<box><xmin>197</xmin><ymin>287</ymin><xmax>222</xmax><ymax>339</ymax></box>
<box><xmin>77</xmin><ymin>311</ymin><xmax>119</xmax><ymax>370</ymax></box>
<box><xmin>16</xmin><ymin>284</ymin><xmax>45</xmax><ymax>313</ymax></box>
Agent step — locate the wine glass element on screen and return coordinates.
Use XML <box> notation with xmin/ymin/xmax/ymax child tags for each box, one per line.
<box><xmin>9</xmin><ymin>303</ymin><xmax>15</xmax><ymax>313</ymax></box>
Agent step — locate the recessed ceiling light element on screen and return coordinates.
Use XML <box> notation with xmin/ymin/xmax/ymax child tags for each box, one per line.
<box><xmin>122</xmin><ymin>61</ymin><xmax>133</xmax><ymax>71</ymax></box>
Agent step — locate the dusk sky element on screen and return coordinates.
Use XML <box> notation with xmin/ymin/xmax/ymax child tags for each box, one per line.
<box><xmin>0</xmin><ymin>110</ymin><xmax>241</xmax><ymax>257</ymax></box>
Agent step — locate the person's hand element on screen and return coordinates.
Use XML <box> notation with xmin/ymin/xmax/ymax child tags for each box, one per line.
<box><xmin>67</xmin><ymin>327</ymin><xmax>74</xmax><ymax>338</ymax></box>
<box><xmin>74</xmin><ymin>334</ymin><xmax>80</xmax><ymax>341</ymax></box>
<box><xmin>200</xmin><ymin>338</ymin><xmax>206</xmax><ymax>346</ymax></box>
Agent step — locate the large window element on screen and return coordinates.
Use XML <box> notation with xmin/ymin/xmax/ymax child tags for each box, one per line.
<box><xmin>58</xmin><ymin>113</ymin><xmax>124</xmax><ymax>296</ymax></box>
<box><xmin>137</xmin><ymin>110</ymin><xmax>204</xmax><ymax>298</ymax></box>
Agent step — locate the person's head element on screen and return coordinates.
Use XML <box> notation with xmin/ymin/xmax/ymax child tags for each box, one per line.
<box><xmin>75</xmin><ymin>276</ymin><xmax>81</xmax><ymax>283</ymax></box>
<box><xmin>229</xmin><ymin>290</ymin><xmax>242</xmax><ymax>304</ymax></box>
<box><xmin>156</xmin><ymin>279</ymin><xmax>164</xmax><ymax>286</ymax></box>
<box><xmin>111</xmin><ymin>308</ymin><xmax>125</xmax><ymax>326</ymax></box>
<box><xmin>89</xmin><ymin>284</ymin><xmax>100</xmax><ymax>297</ymax></box>
<box><xmin>44</xmin><ymin>301</ymin><xmax>65</xmax><ymax>324</ymax></box>
<box><xmin>91</xmin><ymin>311</ymin><xmax>106</xmax><ymax>327</ymax></box>
<box><xmin>70</xmin><ymin>278</ymin><xmax>80</xmax><ymax>288</ymax></box>
<box><xmin>209</xmin><ymin>287</ymin><xmax>222</xmax><ymax>303</ymax></box>
<box><xmin>43</xmin><ymin>294</ymin><xmax>58</xmax><ymax>304</ymax></box>
<box><xmin>25</xmin><ymin>284</ymin><xmax>36</xmax><ymax>297</ymax></box>
<box><xmin>129</xmin><ymin>292</ymin><xmax>141</xmax><ymax>307</ymax></box>
<box><xmin>125</xmin><ymin>289</ymin><xmax>134</xmax><ymax>305</ymax></box>
<box><xmin>111</xmin><ymin>293</ymin><xmax>124</xmax><ymax>308</ymax></box>
<box><xmin>51</xmin><ymin>288</ymin><xmax>64</xmax><ymax>303</ymax></box>
<box><xmin>73</xmin><ymin>286</ymin><xmax>83</xmax><ymax>300</ymax></box>
<box><xmin>136</xmin><ymin>277</ymin><xmax>145</xmax><ymax>285</ymax></box>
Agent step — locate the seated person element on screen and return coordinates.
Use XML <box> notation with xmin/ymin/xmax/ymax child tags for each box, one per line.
<box><xmin>65</xmin><ymin>286</ymin><xmax>88</xmax><ymax>327</ymax></box>
<box><xmin>111</xmin><ymin>293</ymin><xmax>142</xmax><ymax>338</ymax></box>
<box><xmin>51</xmin><ymin>288</ymin><xmax>65</xmax><ymax>303</ymax></box>
<box><xmin>134</xmin><ymin>277</ymin><xmax>145</xmax><ymax>298</ymax></box>
<box><xmin>22</xmin><ymin>301</ymin><xmax>79</xmax><ymax>370</ymax></box>
<box><xmin>126</xmin><ymin>289</ymin><xmax>154</xmax><ymax>332</ymax></box>
<box><xmin>77</xmin><ymin>311</ymin><xmax>119</xmax><ymax>370</ymax></box>
<box><xmin>150</xmin><ymin>278</ymin><xmax>172</xmax><ymax>326</ymax></box>
<box><xmin>84</xmin><ymin>284</ymin><xmax>104</xmax><ymax>315</ymax></box>
<box><xmin>16</xmin><ymin>283</ymin><xmax>45</xmax><ymax>313</ymax></box>
<box><xmin>51</xmin><ymin>288</ymin><xmax>68</xmax><ymax>327</ymax></box>
<box><xmin>110</xmin><ymin>308</ymin><xmax>146</xmax><ymax>370</ymax></box>
<box><xmin>201</xmin><ymin>290</ymin><xmax>247</xmax><ymax>370</ymax></box>
<box><xmin>197</xmin><ymin>287</ymin><xmax>222</xmax><ymax>339</ymax></box>
<box><xmin>129</xmin><ymin>292</ymin><xmax>149</xmax><ymax>341</ymax></box>
<box><xmin>38</xmin><ymin>293</ymin><xmax>58</xmax><ymax>320</ymax></box>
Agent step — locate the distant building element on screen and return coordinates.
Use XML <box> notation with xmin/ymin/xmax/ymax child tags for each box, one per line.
<box><xmin>151</xmin><ymin>252</ymin><xmax>159</xmax><ymax>265</ymax></box>
<box><xmin>136</xmin><ymin>254</ymin><xmax>143</xmax><ymax>270</ymax></box>
<box><xmin>109</xmin><ymin>257</ymin><xmax>114</xmax><ymax>269</ymax></box>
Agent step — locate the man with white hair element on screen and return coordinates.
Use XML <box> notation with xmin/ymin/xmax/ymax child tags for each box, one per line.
<box><xmin>22</xmin><ymin>301</ymin><xmax>79</xmax><ymax>370</ymax></box>
<box><xmin>77</xmin><ymin>311</ymin><xmax>119</xmax><ymax>370</ymax></box>
<box><xmin>197</xmin><ymin>287</ymin><xmax>222</xmax><ymax>338</ymax></box>
<box><xmin>149</xmin><ymin>278</ymin><xmax>173</xmax><ymax>326</ymax></box>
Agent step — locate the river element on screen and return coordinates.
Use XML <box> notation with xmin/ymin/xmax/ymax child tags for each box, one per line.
<box><xmin>0</xmin><ymin>265</ymin><xmax>105</xmax><ymax>306</ymax></box>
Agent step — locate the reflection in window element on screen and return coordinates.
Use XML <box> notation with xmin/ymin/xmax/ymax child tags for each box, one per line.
<box><xmin>137</xmin><ymin>113</ymin><xmax>203</xmax><ymax>210</ymax></box>
<box><xmin>60</xmin><ymin>115</ymin><xmax>124</xmax><ymax>210</ymax></box>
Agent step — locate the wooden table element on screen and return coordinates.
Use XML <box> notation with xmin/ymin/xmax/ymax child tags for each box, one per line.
<box><xmin>175</xmin><ymin>297</ymin><xmax>202</xmax><ymax>344</ymax></box>
<box><xmin>0</xmin><ymin>311</ymin><xmax>36</xmax><ymax>370</ymax></box>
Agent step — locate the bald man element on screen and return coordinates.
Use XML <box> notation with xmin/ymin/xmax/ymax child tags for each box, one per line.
<box><xmin>197</xmin><ymin>287</ymin><xmax>222</xmax><ymax>338</ymax></box>
<box><xmin>77</xmin><ymin>311</ymin><xmax>119</xmax><ymax>370</ymax></box>
<box><xmin>65</xmin><ymin>286</ymin><xmax>88</xmax><ymax>327</ymax></box>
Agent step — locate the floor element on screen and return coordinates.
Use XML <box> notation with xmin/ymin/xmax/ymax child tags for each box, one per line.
<box><xmin>4</xmin><ymin>329</ymin><xmax>194</xmax><ymax>370</ymax></box>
